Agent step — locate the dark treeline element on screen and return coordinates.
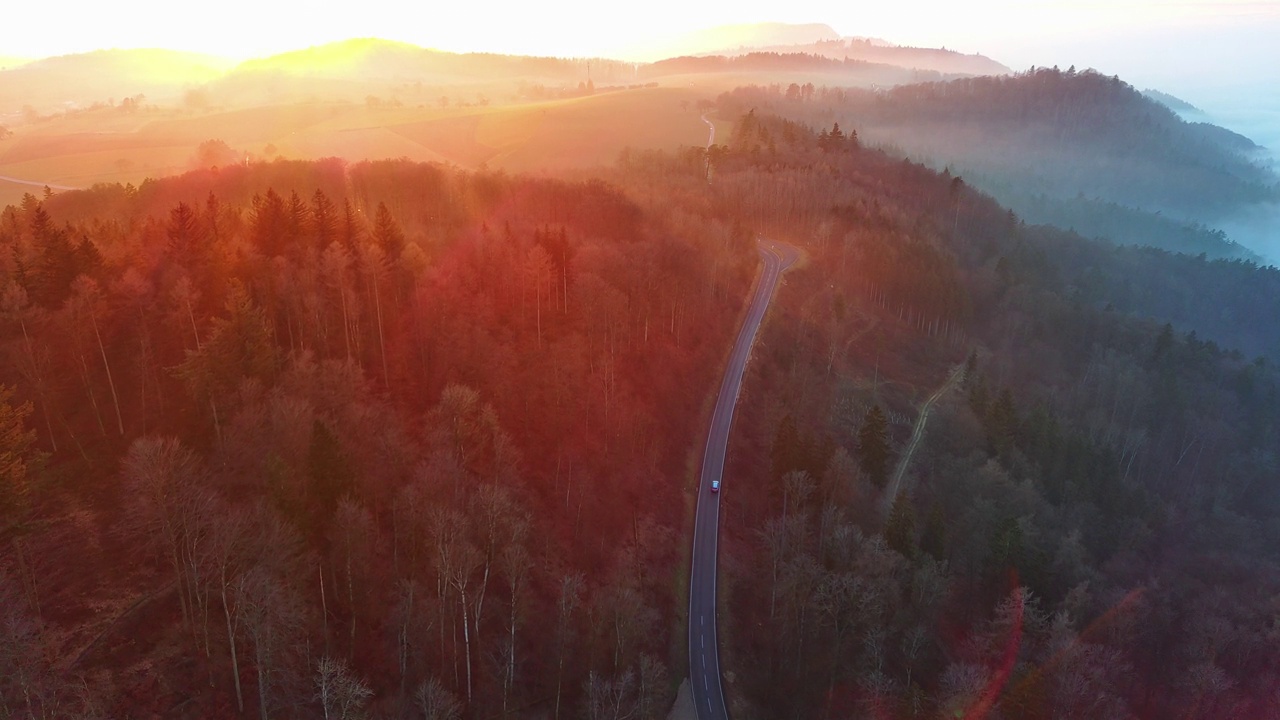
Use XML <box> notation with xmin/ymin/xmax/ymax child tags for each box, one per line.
<box><xmin>614</xmin><ymin>110</ymin><xmax>1280</xmax><ymax>718</ymax></box>
<box><xmin>716</xmin><ymin>69</ymin><xmax>1279</xmax><ymax>259</ymax></box>
<box><xmin>0</xmin><ymin>158</ymin><xmax>755</xmax><ymax>717</ymax></box>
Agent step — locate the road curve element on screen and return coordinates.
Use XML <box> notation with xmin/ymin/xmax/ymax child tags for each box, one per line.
<box><xmin>689</xmin><ymin>238</ymin><xmax>797</xmax><ymax>720</ymax></box>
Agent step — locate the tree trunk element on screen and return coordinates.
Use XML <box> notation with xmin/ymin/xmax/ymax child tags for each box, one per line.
<box><xmin>339</xmin><ymin>287</ymin><xmax>352</xmax><ymax>361</ymax></box>
<box><xmin>257</xmin><ymin>651</ymin><xmax>269</xmax><ymax>720</ymax></box>
<box><xmin>460</xmin><ymin>587</ymin><xmax>473</xmax><ymax>703</ymax></box>
<box><xmin>186</xmin><ymin>294</ymin><xmax>202</xmax><ymax>350</ymax></box>
<box><xmin>221</xmin><ymin>580</ymin><xmax>244</xmax><ymax>714</ymax></box>
<box><xmin>505</xmin><ymin>595</ymin><xmax>517</xmax><ymax>716</ymax></box>
<box><xmin>398</xmin><ymin>583</ymin><xmax>413</xmax><ymax>699</ymax></box>
<box><xmin>18</xmin><ymin>319</ymin><xmax>56</xmax><ymax>452</ymax></box>
<box><xmin>346</xmin><ymin>547</ymin><xmax>356</xmax><ymax>649</ymax></box>
<box><xmin>371</xmin><ymin>271</ymin><xmax>389</xmax><ymax>385</ymax></box>
<box><xmin>91</xmin><ymin>314</ymin><xmax>124</xmax><ymax>436</ymax></box>
<box><xmin>79</xmin><ymin>353</ymin><xmax>106</xmax><ymax>435</ymax></box>
<box><xmin>319</xmin><ymin>562</ymin><xmax>329</xmax><ymax>654</ymax></box>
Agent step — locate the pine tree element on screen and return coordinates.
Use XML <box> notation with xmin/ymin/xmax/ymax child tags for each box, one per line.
<box><xmin>340</xmin><ymin>199</ymin><xmax>364</xmax><ymax>253</ymax></box>
<box><xmin>30</xmin><ymin>207</ymin><xmax>83</xmax><ymax>307</ymax></box>
<box><xmin>963</xmin><ymin>350</ymin><xmax>978</xmax><ymax>386</ymax></box>
<box><xmin>372</xmin><ymin>202</ymin><xmax>405</xmax><ymax>260</ymax></box>
<box><xmin>250</xmin><ymin>189</ymin><xmax>289</xmax><ymax>257</ymax></box>
<box><xmin>285</xmin><ymin>190</ymin><xmax>311</xmax><ymax>262</ymax></box>
<box><xmin>308</xmin><ymin>420</ymin><xmax>354</xmax><ymax>529</ymax></box>
<box><xmin>985</xmin><ymin>389</ymin><xmax>1019</xmax><ymax>458</ymax></box>
<box><xmin>921</xmin><ymin>504</ymin><xmax>947</xmax><ymax>561</ymax></box>
<box><xmin>1150</xmin><ymin>322</ymin><xmax>1174</xmax><ymax>367</ymax></box>
<box><xmin>990</xmin><ymin>516</ymin><xmax>1024</xmax><ymax>575</ymax></box>
<box><xmin>312</xmin><ymin>190</ymin><xmax>338</xmax><ymax>249</ymax></box>
<box><xmin>173</xmin><ymin>285</ymin><xmax>279</xmax><ymax>417</ymax></box>
<box><xmin>167</xmin><ymin>201</ymin><xmax>206</xmax><ymax>267</ymax></box>
<box><xmin>857</xmin><ymin>405</ymin><xmax>891</xmax><ymax>489</ymax></box>
<box><xmin>885</xmin><ymin>493</ymin><xmax>917</xmax><ymax>560</ymax></box>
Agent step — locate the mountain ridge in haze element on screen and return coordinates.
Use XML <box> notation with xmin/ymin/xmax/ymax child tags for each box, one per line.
<box><xmin>649</xmin><ymin>21</ymin><xmax>1010</xmax><ymax>77</ymax></box>
<box><xmin>719</xmin><ymin>67</ymin><xmax>1277</xmax><ymax>258</ymax></box>
<box><xmin>2</xmin><ymin>33</ymin><xmax>1008</xmax><ymax>122</ymax></box>
<box><xmin>1143</xmin><ymin>88</ymin><xmax>1202</xmax><ymax>114</ymax></box>
<box><xmin>1</xmin><ymin>27</ymin><xmax>1009</xmax><ymax>122</ymax></box>
<box><xmin>0</xmin><ymin>48</ymin><xmax>235</xmax><ymax>116</ymax></box>
<box><xmin>0</xmin><ymin>55</ymin><xmax>31</xmax><ymax>71</ymax></box>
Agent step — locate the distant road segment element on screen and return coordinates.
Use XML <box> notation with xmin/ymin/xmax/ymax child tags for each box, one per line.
<box><xmin>0</xmin><ymin>175</ymin><xmax>80</xmax><ymax>191</ymax></box>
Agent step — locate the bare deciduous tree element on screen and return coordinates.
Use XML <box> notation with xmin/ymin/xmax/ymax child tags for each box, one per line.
<box><xmin>583</xmin><ymin>669</ymin><xmax>638</xmax><ymax>720</ymax></box>
<box><xmin>314</xmin><ymin>656</ymin><xmax>372</xmax><ymax>720</ymax></box>
<box><xmin>414</xmin><ymin>677</ymin><xmax>461</xmax><ymax>720</ymax></box>
<box><xmin>329</xmin><ymin>499</ymin><xmax>374</xmax><ymax>650</ymax></box>
<box><xmin>122</xmin><ymin>436</ymin><xmax>213</xmax><ymax>646</ymax></box>
<box><xmin>554</xmin><ymin>572</ymin><xmax>584</xmax><ymax>720</ymax></box>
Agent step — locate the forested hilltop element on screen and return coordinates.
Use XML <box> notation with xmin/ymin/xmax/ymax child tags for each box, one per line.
<box><xmin>717</xmin><ymin>68</ymin><xmax>1280</xmax><ymax>259</ymax></box>
<box><xmin>1</xmin><ymin>96</ymin><xmax>1279</xmax><ymax>719</ymax></box>
<box><xmin>614</xmin><ymin>111</ymin><xmax>1280</xmax><ymax>718</ymax></box>
<box><xmin>0</xmin><ymin>159</ymin><xmax>753</xmax><ymax>717</ymax></box>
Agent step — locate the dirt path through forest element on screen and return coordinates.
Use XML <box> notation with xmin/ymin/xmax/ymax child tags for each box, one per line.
<box><xmin>882</xmin><ymin>363</ymin><xmax>964</xmax><ymax>512</ymax></box>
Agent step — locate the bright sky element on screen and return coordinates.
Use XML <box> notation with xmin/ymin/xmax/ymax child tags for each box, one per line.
<box><xmin>6</xmin><ymin>1</ymin><xmax>1278</xmax><ymax>101</ymax></box>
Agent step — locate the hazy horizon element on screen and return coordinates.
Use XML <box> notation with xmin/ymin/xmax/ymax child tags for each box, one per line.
<box><xmin>4</xmin><ymin>4</ymin><xmax>1277</xmax><ymax>260</ymax></box>
<box><xmin>5</xmin><ymin>3</ymin><xmax>1276</xmax><ymax>119</ymax></box>
<box><xmin>6</xmin><ymin>4</ymin><xmax>1277</xmax><ymax>152</ymax></box>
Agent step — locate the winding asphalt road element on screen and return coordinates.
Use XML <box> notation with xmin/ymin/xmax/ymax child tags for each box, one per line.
<box><xmin>688</xmin><ymin>239</ymin><xmax>796</xmax><ymax>720</ymax></box>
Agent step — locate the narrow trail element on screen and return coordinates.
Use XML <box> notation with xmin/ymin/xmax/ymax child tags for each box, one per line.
<box><xmin>882</xmin><ymin>364</ymin><xmax>965</xmax><ymax>512</ymax></box>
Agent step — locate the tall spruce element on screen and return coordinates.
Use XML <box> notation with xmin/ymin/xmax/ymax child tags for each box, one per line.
<box><xmin>858</xmin><ymin>405</ymin><xmax>891</xmax><ymax>488</ymax></box>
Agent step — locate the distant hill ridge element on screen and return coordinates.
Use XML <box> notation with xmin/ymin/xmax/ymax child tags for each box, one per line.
<box><xmin>0</xmin><ymin>48</ymin><xmax>233</xmax><ymax>115</ymax></box>
<box><xmin>0</xmin><ymin>55</ymin><xmax>32</xmax><ymax>70</ymax></box>
<box><xmin>718</xmin><ymin>67</ymin><xmax>1278</xmax><ymax>258</ymax></box>
<box><xmin>1143</xmin><ymin>88</ymin><xmax>1203</xmax><ymax>114</ymax></box>
<box><xmin>1</xmin><ymin>33</ymin><xmax>1012</xmax><ymax>120</ymax></box>
<box><xmin>233</xmin><ymin>38</ymin><xmax>630</xmax><ymax>81</ymax></box>
<box><xmin>661</xmin><ymin>22</ymin><xmax>1010</xmax><ymax>77</ymax></box>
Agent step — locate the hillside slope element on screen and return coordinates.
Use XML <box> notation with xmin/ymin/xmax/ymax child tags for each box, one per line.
<box><xmin>719</xmin><ymin>68</ymin><xmax>1278</xmax><ymax>258</ymax></box>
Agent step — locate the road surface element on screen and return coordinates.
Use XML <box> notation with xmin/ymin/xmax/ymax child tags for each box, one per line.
<box><xmin>688</xmin><ymin>239</ymin><xmax>796</xmax><ymax>720</ymax></box>
<box><xmin>0</xmin><ymin>175</ymin><xmax>79</xmax><ymax>191</ymax></box>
